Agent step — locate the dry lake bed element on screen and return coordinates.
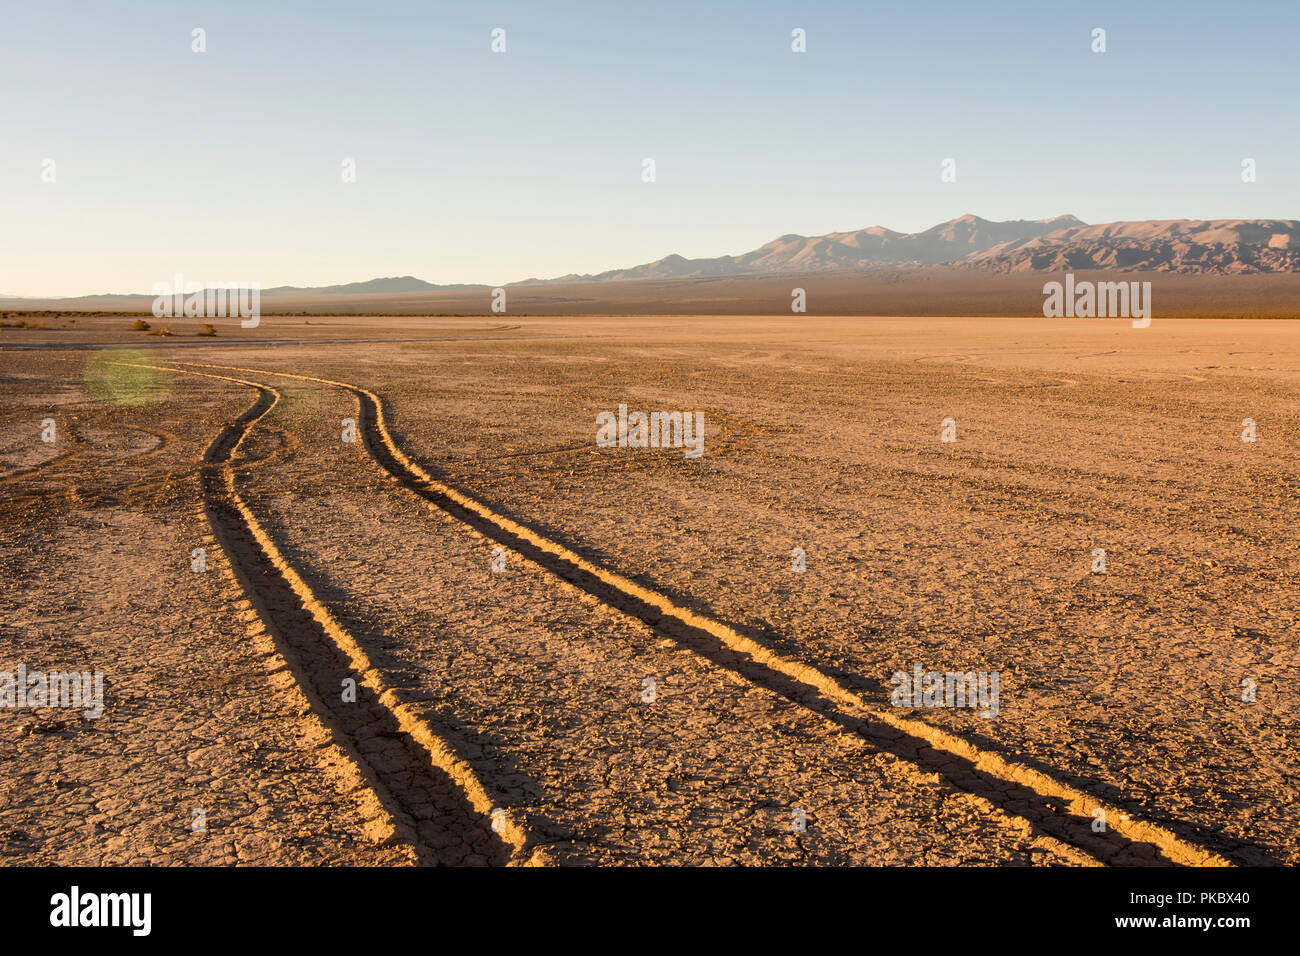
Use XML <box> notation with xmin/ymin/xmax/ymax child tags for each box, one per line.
<box><xmin>2</xmin><ymin>314</ymin><xmax>1296</xmax><ymax>866</ymax></box>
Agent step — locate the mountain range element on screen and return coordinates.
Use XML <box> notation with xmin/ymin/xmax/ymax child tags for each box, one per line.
<box><xmin>260</xmin><ymin>277</ymin><xmax>482</xmax><ymax>295</ymax></box>
<box><xmin>529</xmin><ymin>215</ymin><xmax>1300</xmax><ymax>281</ymax></box>
<box><xmin>6</xmin><ymin>215</ymin><xmax>1299</xmax><ymax>303</ymax></box>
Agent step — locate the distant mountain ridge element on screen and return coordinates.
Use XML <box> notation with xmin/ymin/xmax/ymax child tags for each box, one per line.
<box><xmin>1</xmin><ymin>276</ymin><xmax>487</xmax><ymax>304</ymax></box>
<box><xmin>531</xmin><ymin>215</ymin><xmax>1084</xmax><ymax>281</ymax></box>
<box><xmin>6</xmin><ymin>217</ymin><xmax>1300</xmax><ymax>303</ymax></box>
<box><xmin>524</xmin><ymin>214</ymin><xmax>1300</xmax><ymax>280</ymax></box>
<box><xmin>261</xmin><ymin>276</ymin><xmax>483</xmax><ymax>295</ymax></box>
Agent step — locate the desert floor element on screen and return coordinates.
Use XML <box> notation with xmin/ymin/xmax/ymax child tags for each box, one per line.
<box><xmin>1</xmin><ymin>314</ymin><xmax>1296</xmax><ymax>866</ymax></box>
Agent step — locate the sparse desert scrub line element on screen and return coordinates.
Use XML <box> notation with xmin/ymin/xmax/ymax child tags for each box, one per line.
<box><xmin>177</xmin><ymin>361</ymin><xmax>1229</xmax><ymax>867</ymax></box>
<box><xmin>115</xmin><ymin>363</ymin><xmax>533</xmax><ymax>865</ymax></box>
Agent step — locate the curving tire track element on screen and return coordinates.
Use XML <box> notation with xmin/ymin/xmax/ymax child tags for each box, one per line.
<box><xmin>0</xmin><ymin>447</ymin><xmax>80</xmax><ymax>483</ymax></box>
<box><xmin>1</xmin><ymin>425</ymin><xmax>297</xmax><ymax>513</ymax></box>
<box><xmin>0</xmin><ymin>420</ymin><xmax>90</xmax><ymax>483</ymax></box>
<box><xmin>119</xmin><ymin>363</ymin><xmax>534</xmax><ymax>866</ymax></box>
<box><xmin>1</xmin><ymin>422</ymin><xmax>177</xmax><ymax>484</ymax></box>
<box><xmin>181</xmin><ymin>362</ymin><xmax>1232</xmax><ymax>867</ymax></box>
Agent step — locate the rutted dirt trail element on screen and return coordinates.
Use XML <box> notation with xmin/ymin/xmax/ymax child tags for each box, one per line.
<box><xmin>150</xmin><ymin>364</ymin><xmax>530</xmax><ymax>865</ymax></box>
<box><xmin>159</xmin><ymin>360</ymin><xmax>1228</xmax><ymax>866</ymax></box>
<box><xmin>5</xmin><ymin>315</ymin><xmax>1294</xmax><ymax>866</ymax></box>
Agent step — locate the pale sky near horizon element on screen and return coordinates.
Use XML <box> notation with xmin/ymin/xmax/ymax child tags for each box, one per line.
<box><xmin>2</xmin><ymin>0</ymin><xmax>1297</xmax><ymax>296</ymax></box>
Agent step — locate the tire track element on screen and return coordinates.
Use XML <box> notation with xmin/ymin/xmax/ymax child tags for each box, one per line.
<box><xmin>119</xmin><ymin>363</ymin><xmax>533</xmax><ymax>866</ymax></box>
<box><xmin>0</xmin><ymin>425</ymin><xmax>296</xmax><ymax>512</ymax></box>
<box><xmin>0</xmin><ymin>447</ymin><xmax>80</xmax><ymax>483</ymax></box>
<box><xmin>0</xmin><ymin>420</ymin><xmax>88</xmax><ymax>483</ymax></box>
<box><xmin>189</xmin><ymin>516</ymin><xmax>417</xmax><ymax>864</ymax></box>
<box><xmin>78</xmin><ymin>424</ymin><xmax>175</xmax><ymax>461</ymax></box>
<box><xmin>181</xmin><ymin>362</ymin><xmax>1232</xmax><ymax>867</ymax></box>
<box><xmin>2</xmin><ymin>421</ymin><xmax>197</xmax><ymax>487</ymax></box>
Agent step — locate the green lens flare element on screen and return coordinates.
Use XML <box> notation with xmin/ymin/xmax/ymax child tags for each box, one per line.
<box><xmin>84</xmin><ymin>349</ymin><xmax>170</xmax><ymax>407</ymax></box>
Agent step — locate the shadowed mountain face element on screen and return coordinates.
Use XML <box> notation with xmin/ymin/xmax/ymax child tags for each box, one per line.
<box><xmin>966</xmin><ymin>220</ymin><xmax>1300</xmax><ymax>274</ymax></box>
<box><xmin>529</xmin><ymin>215</ymin><xmax>1300</xmax><ymax>280</ymax></box>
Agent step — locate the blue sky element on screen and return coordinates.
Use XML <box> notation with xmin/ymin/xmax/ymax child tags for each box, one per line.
<box><xmin>2</xmin><ymin>0</ymin><xmax>1297</xmax><ymax>295</ymax></box>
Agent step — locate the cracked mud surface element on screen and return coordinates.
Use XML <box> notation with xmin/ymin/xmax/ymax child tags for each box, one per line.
<box><xmin>2</xmin><ymin>315</ymin><xmax>1295</xmax><ymax>865</ymax></box>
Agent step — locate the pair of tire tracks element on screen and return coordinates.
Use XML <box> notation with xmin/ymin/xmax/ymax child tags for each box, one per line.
<box><xmin>119</xmin><ymin>363</ymin><xmax>533</xmax><ymax>866</ymax></box>
<box><xmin>142</xmin><ymin>360</ymin><xmax>1230</xmax><ymax>866</ymax></box>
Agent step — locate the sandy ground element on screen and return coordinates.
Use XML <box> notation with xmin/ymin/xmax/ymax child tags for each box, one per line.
<box><xmin>1</xmin><ymin>314</ymin><xmax>1296</xmax><ymax>865</ymax></box>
